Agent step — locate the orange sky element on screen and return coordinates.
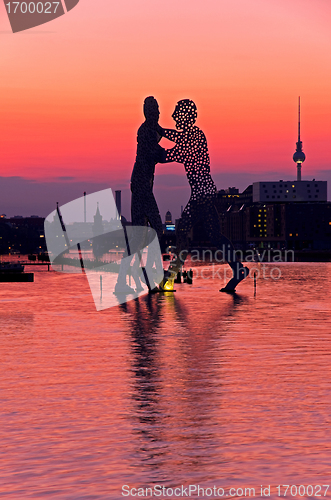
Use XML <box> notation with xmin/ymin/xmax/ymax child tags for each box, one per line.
<box><xmin>1</xmin><ymin>0</ymin><xmax>331</xmax><ymax>217</ymax></box>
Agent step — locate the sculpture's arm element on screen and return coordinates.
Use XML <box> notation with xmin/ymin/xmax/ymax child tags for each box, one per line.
<box><xmin>159</xmin><ymin>145</ymin><xmax>183</xmax><ymax>164</ymax></box>
<box><xmin>158</xmin><ymin>127</ymin><xmax>181</xmax><ymax>143</ymax></box>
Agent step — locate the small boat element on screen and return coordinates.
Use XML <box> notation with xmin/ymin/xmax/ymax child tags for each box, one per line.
<box><xmin>0</xmin><ymin>262</ymin><xmax>25</xmax><ymax>273</ymax></box>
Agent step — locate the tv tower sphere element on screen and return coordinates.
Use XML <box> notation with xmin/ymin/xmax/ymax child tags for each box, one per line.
<box><xmin>293</xmin><ymin>149</ymin><xmax>306</xmax><ymax>164</ymax></box>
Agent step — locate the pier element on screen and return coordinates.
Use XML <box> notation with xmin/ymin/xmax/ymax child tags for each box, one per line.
<box><xmin>0</xmin><ymin>273</ymin><xmax>34</xmax><ymax>282</ymax></box>
<box><xmin>8</xmin><ymin>261</ymin><xmax>52</xmax><ymax>271</ymax></box>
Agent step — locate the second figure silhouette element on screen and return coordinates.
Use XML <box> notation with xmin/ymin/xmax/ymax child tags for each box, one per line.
<box><xmin>159</xmin><ymin>99</ymin><xmax>249</xmax><ymax>292</ymax></box>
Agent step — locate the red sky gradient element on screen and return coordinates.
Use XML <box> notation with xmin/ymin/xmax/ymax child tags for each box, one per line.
<box><xmin>1</xmin><ymin>0</ymin><xmax>331</xmax><ymax>218</ymax></box>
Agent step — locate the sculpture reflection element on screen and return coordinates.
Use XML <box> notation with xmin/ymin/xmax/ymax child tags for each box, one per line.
<box><xmin>119</xmin><ymin>291</ymin><xmax>247</xmax><ymax>479</ymax></box>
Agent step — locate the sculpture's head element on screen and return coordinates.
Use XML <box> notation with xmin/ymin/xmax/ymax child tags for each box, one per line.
<box><xmin>143</xmin><ymin>96</ymin><xmax>160</xmax><ymax>123</ymax></box>
<box><xmin>172</xmin><ymin>100</ymin><xmax>197</xmax><ymax>130</ymax></box>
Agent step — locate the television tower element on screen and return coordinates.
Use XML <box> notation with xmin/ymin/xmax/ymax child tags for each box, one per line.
<box><xmin>293</xmin><ymin>96</ymin><xmax>306</xmax><ymax>181</ymax></box>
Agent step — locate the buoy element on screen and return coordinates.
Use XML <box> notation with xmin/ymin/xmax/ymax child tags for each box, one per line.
<box><xmin>186</xmin><ymin>269</ymin><xmax>193</xmax><ymax>285</ymax></box>
<box><xmin>159</xmin><ymin>277</ymin><xmax>176</xmax><ymax>292</ymax></box>
<box><xmin>175</xmin><ymin>271</ymin><xmax>182</xmax><ymax>283</ymax></box>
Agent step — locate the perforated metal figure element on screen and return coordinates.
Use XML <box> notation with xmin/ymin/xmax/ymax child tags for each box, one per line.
<box><xmin>160</xmin><ymin>99</ymin><xmax>248</xmax><ymax>292</ymax></box>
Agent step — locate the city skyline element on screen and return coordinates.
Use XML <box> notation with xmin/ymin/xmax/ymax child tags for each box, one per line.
<box><xmin>1</xmin><ymin>0</ymin><xmax>331</xmax><ymax>220</ymax></box>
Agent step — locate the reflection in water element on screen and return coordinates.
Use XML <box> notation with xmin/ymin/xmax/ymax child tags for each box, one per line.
<box><xmin>122</xmin><ymin>297</ymin><xmax>166</xmax><ymax>479</ymax></box>
<box><xmin>0</xmin><ymin>263</ymin><xmax>331</xmax><ymax>498</ymax></box>
<box><xmin>121</xmin><ymin>291</ymin><xmax>249</xmax><ymax>484</ymax></box>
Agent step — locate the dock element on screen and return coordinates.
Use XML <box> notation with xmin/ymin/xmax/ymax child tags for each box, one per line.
<box><xmin>18</xmin><ymin>261</ymin><xmax>52</xmax><ymax>270</ymax></box>
<box><xmin>0</xmin><ymin>273</ymin><xmax>34</xmax><ymax>282</ymax></box>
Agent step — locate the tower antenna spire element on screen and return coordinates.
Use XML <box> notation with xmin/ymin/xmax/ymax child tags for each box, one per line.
<box><xmin>298</xmin><ymin>96</ymin><xmax>301</xmax><ymax>142</ymax></box>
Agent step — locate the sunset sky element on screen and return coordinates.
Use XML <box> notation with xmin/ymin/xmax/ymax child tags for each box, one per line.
<box><xmin>1</xmin><ymin>0</ymin><xmax>331</xmax><ymax>219</ymax></box>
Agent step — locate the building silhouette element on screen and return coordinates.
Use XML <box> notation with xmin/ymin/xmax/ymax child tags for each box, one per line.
<box><xmin>115</xmin><ymin>190</ymin><xmax>121</xmax><ymax>220</ymax></box>
<box><xmin>0</xmin><ymin>215</ymin><xmax>46</xmax><ymax>254</ymax></box>
<box><xmin>92</xmin><ymin>203</ymin><xmax>104</xmax><ymax>236</ymax></box>
<box><xmin>165</xmin><ymin>211</ymin><xmax>172</xmax><ymax>225</ymax></box>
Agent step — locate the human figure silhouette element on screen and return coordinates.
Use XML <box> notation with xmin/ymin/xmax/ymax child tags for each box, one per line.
<box><xmin>159</xmin><ymin>99</ymin><xmax>248</xmax><ymax>292</ymax></box>
<box><xmin>115</xmin><ymin>96</ymin><xmax>166</xmax><ymax>294</ymax></box>
<box><xmin>130</xmin><ymin>96</ymin><xmax>165</xmax><ymax>237</ymax></box>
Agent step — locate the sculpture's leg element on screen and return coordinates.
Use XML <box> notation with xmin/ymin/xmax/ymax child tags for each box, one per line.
<box><xmin>220</xmin><ymin>265</ymin><xmax>250</xmax><ymax>292</ymax></box>
<box><xmin>143</xmin><ymin>192</ymin><xmax>164</xmax><ymax>292</ymax></box>
<box><xmin>202</xmin><ymin>197</ymin><xmax>249</xmax><ymax>292</ymax></box>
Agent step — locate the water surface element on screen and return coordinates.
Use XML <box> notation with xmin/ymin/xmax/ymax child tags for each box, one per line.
<box><xmin>1</xmin><ymin>262</ymin><xmax>331</xmax><ymax>499</ymax></box>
